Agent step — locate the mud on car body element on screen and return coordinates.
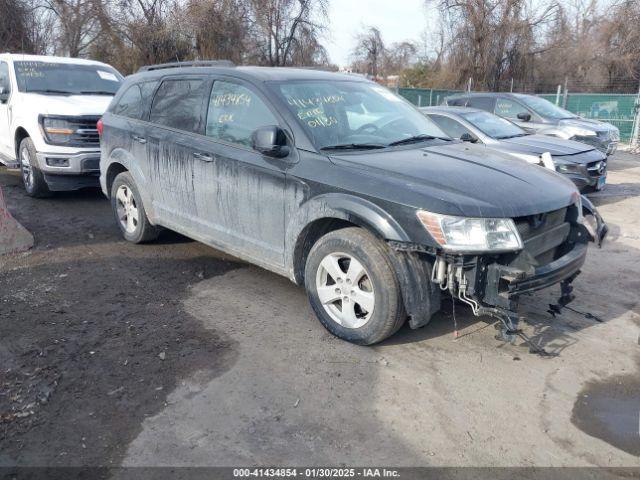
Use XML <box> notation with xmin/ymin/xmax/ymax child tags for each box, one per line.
<box><xmin>99</xmin><ymin>62</ymin><xmax>607</xmax><ymax>345</ymax></box>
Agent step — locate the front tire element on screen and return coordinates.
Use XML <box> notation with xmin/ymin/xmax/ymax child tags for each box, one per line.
<box><xmin>19</xmin><ymin>137</ymin><xmax>51</xmax><ymax>198</ymax></box>
<box><xmin>110</xmin><ymin>172</ymin><xmax>159</xmax><ymax>243</ymax></box>
<box><xmin>304</xmin><ymin>227</ymin><xmax>406</xmax><ymax>345</ymax></box>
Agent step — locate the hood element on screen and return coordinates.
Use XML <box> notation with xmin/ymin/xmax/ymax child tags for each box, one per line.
<box><xmin>496</xmin><ymin>134</ymin><xmax>594</xmax><ymax>156</ymax></box>
<box><xmin>330</xmin><ymin>142</ymin><xmax>578</xmax><ymax>218</ymax></box>
<box><xmin>18</xmin><ymin>92</ymin><xmax>113</xmax><ymax>116</ymax></box>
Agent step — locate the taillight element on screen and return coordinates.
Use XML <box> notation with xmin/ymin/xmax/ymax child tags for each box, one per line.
<box><xmin>97</xmin><ymin>118</ymin><xmax>103</xmax><ymax>136</ymax></box>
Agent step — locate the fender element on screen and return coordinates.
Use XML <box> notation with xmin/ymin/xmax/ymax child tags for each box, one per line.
<box><xmin>284</xmin><ymin>193</ymin><xmax>411</xmax><ymax>281</ymax></box>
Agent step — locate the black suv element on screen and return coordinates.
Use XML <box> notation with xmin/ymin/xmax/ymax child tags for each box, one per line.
<box><xmin>99</xmin><ymin>62</ymin><xmax>606</xmax><ymax>345</ymax></box>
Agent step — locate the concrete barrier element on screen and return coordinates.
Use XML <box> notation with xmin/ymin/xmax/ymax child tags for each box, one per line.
<box><xmin>0</xmin><ymin>185</ymin><xmax>34</xmax><ymax>255</ymax></box>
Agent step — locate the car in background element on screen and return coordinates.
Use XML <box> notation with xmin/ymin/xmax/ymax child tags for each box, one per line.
<box><xmin>422</xmin><ymin>106</ymin><xmax>608</xmax><ymax>192</ymax></box>
<box><xmin>0</xmin><ymin>54</ymin><xmax>123</xmax><ymax>197</ymax></box>
<box><xmin>443</xmin><ymin>92</ymin><xmax>620</xmax><ymax>156</ymax></box>
<box><xmin>100</xmin><ymin>62</ymin><xmax>606</xmax><ymax>345</ymax></box>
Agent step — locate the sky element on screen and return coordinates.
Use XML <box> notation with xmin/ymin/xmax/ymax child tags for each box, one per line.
<box><xmin>325</xmin><ymin>0</ymin><xmax>437</xmax><ymax>67</ymax></box>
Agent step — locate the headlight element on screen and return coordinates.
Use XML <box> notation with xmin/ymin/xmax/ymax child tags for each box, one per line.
<box><xmin>417</xmin><ymin>211</ymin><xmax>523</xmax><ymax>252</ymax></box>
<box><xmin>556</xmin><ymin>162</ymin><xmax>579</xmax><ymax>173</ymax></box>
<box><xmin>42</xmin><ymin>117</ymin><xmax>74</xmax><ymax>144</ymax></box>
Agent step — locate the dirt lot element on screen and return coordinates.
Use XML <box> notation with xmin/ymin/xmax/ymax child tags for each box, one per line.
<box><xmin>1</xmin><ymin>152</ymin><xmax>639</xmax><ymax>468</ymax></box>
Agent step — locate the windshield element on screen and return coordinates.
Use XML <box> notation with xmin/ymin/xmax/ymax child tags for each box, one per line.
<box><xmin>516</xmin><ymin>95</ymin><xmax>576</xmax><ymax>120</ymax></box>
<box><xmin>461</xmin><ymin>111</ymin><xmax>527</xmax><ymax>139</ymax></box>
<box><xmin>274</xmin><ymin>80</ymin><xmax>448</xmax><ymax>150</ymax></box>
<box><xmin>14</xmin><ymin>61</ymin><xmax>122</xmax><ymax>95</ymax></box>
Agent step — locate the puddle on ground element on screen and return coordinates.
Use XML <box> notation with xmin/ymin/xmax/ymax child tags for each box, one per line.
<box><xmin>571</xmin><ymin>372</ymin><xmax>640</xmax><ymax>456</ymax></box>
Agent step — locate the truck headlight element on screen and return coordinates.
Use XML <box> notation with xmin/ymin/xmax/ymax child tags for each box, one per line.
<box><xmin>417</xmin><ymin>211</ymin><xmax>523</xmax><ymax>253</ymax></box>
<box><xmin>41</xmin><ymin>117</ymin><xmax>75</xmax><ymax>144</ymax></box>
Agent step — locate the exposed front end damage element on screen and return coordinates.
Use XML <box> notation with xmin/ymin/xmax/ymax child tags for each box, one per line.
<box><xmin>391</xmin><ymin>198</ymin><xmax>607</xmax><ymax>341</ymax></box>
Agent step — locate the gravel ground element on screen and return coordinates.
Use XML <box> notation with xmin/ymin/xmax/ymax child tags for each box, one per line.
<box><xmin>0</xmin><ymin>152</ymin><xmax>639</xmax><ymax>469</ymax></box>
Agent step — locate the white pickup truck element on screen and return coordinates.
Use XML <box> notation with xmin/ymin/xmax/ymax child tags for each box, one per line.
<box><xmin>0</xmin><ymin>54</ymin><xmax>122</xmax><ymax>197</ymax></box>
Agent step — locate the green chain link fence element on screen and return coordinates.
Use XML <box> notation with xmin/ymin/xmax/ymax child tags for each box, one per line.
<box><xmin>398</xmin><ymin>88</ymin><xmax>640</xmax><ymax>144</ymax></box>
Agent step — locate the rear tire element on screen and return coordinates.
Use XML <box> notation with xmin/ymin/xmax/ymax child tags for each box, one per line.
<box><xmin>110</xmin><ymin>172</ymin><xmax>159</xmax><ymax>243</ymax></box>
<box><xmin>19</xmin><ymin>137</ymin><xmax>51</xmax><ymax>198</ymax></box>
<box><xmin>304</xmin><ymin>227</ymin><xmax>406</xmax><ymax>345</ymax></box>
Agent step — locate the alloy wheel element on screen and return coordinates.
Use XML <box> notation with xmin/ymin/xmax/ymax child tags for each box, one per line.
<box><xmin>115</xmin><ymin>185</ymin><xmax>140</xmax><ymax>234</ymax></box>
<box><xmin>20</xmin><ymin>146</ymin><xmax>33</xmax><ymax>190</ymax></box>
<box><xmin>315</xmin><ymin>252</ymin><xmax>375</xmax><ymax>329</ymax></box>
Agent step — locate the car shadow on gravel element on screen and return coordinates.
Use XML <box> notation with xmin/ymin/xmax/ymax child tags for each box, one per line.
<box><xmin>0</xmin><ymin>255</ymin><xmax>242</xmax><ymax>467</ymax></box>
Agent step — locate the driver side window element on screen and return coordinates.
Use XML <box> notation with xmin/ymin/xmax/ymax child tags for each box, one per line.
<box><xmin>429</xmin><ymin>115</ymin><xmax>475</xmax><ymax>140</ymax></box>
<box><xmin>0</xmin><ymin>61</ymin><xmax>11</xmax><ymax>96</ymax></box>
<box><xmin>495</xmin><ymin>98</ymin><xmax>527</xmax><ymax>119</ymax></box>
<box><xmin>206</xmin><ymin>81</ymin><xmax>277</xmax><ymax>148</ymax></box>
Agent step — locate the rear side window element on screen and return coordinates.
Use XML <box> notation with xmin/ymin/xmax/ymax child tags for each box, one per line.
<box><xmin>466</xmin><ymin>97</ymin><xmax>495</xmax><ymax>111</ymax></box>
<box><xmin>149</xmin><ymin>78</ymin><xmax>207</xmax><ymax>133</ymax></box>
<box><xmin>113</xmin><ymin>81</ymin><xmax>157</xmax><ymax>120</ymax></box>
<box><xmin>495</xmin><ymin>98</ymin><xmax>528</xmax><ymax>119</ymax></box>
<box><xmin>206</xmin><ymin>80</ymin><xmax>278</xmax><ymax>147</ymax></box>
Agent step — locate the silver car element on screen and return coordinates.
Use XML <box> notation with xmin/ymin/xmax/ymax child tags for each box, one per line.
<box><xmin>443</xmin><ymin>93</ymin><xmax>620</xmax><ymax>156</ymax></box>
<box><xmin>422</xmin><ymin>106</ymin><xmax>608</xmax><ymax>192</ymax></box>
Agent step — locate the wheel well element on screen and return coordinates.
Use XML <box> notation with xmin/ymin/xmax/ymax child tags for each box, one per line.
<box><xmin>293</xmin><ymin>218</ymin><xmax>360</xmax><ymax>285</ymax></box>
<box><xmin>106</xmin><ymin>163</ymin><xmax>128</xmax><ymax>197</ymax></box>
<box><xmin>14</xmin><ymin>128</ymin><xmax>29</xmax><ymax>159</ymax></box>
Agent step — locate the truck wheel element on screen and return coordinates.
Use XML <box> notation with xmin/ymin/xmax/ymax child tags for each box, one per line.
<box><xmin>304</xmin><ymin>227</ymin><xmax>406</xmax><ymax>345</ymax></box>
<box><xmin>19</xmin><ymin>137</ymin><xmax>51</xmax><ymax>198</ymax></box>
<box><xmin>110</xmin><ymin>172</ymin><xmax>159</xmax><ymax>243</ymax></box>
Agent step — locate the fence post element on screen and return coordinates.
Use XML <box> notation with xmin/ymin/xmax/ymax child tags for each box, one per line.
<box><xmin>467</xmin><ymin>78</ymin><xmax>472</xmax><ymax>92</ymax></box>
<box><xmin>418</xmin><ymin>95</ymin><xmax>422</xmax><ymax>107</ymax></box>
<box><xmin>555</xmin><ymin>85</ymin><xmax>562</xmax><ymax>105</ymax></box>
<box><xmin>631</xmin><ymin>82</ymin><xmax>640</xmax><ymax>151</ymax></box>
<box><xmin>510</xmin><ymin>78</ymin><xmax>514</xmax><ymax>92</ymax></box>
<box><xmin>562</xmin><ymin>77</ymin><xmax>569</xmax><ymax>109</ymax></box>
<box><xmin>429</xmin><ymin>89</ymin><xmax>433</xmax><ymax>106</ymax></box>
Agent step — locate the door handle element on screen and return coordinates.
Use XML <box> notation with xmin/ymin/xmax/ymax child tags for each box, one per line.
<box><xmin>132</xmin><ymin>135</ymin><xmax>147</xmax><ymax>144</ymax></box>
<box><xmin>193</xmin><ymin>152</ymin><xmax>214</xmax><ymax>162</ymax></box>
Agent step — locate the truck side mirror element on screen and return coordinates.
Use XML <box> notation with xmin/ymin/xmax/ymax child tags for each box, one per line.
<box><xmin>0</xmin><ymin>86</ymin><xmax>9</xmax><ymax>103</ymax></box>
<box><xmin>252</xmin><ymin>125</ymin><xmax>290</xmax><ymax>158</ymax></box>
<box><xmin>517</xmin><ymin>112</ymin><xmax>531</xmax><ymax>122</ymax></box>
<box><xmin>460</xmin><ymin>132</ymin><xmax>478</xmax><ymax>143</ymax></box>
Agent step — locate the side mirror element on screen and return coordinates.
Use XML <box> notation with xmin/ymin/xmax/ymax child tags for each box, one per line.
<box><xmin>251</xmin><ymin>125</ymin><xmax>289</xmax><ymax>158</ymax></box>
<box><xmin>0</xmin><ymin>86</ymin><xmax>9</xmax><ymax>103</ymax></box>
<box><xmin>460</xmin><ymin>132</ymin><xmax>478</xmax><ymax>143</ymax></box>
<box><xmin>517</xmin><ymin>112</ymin><xmax>531</xmax><ymax>122</ymax></box>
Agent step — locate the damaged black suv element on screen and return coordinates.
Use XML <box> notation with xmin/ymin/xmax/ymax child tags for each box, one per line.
<box><xmin>99</xmin><ymin>62</ymin><xmax>607</xmax><ymax>345</ymax></box>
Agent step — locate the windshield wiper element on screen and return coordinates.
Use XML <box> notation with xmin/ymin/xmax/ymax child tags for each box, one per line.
<box><xmin>26</xmin><ymin>89</ymin><xmax>74</xmax><ymax>95</ymax></box>
<box><xmin>79</xmin><ymin>90</ymin><xmax>116</xmax><ymax>95</ymax></box>
<box><xmin>498</xmin><ymin>133</ymin><xmax>529</xmax><ymax>139</ymax></box>
<box><xmin>387</xmin><ymin>134</ymin><xmax>449</xmax><ymax>146</ymax></box>
<box><xmin>320</xmin><ymin>143</ymin><xmax>387</xmax><ymax>151</ymax></box>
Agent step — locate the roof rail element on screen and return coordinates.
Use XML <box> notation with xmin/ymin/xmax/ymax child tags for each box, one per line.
<box><xmin>138</xmin><ymin>60</ymin><xmax>235</xmax><ymax>72</ymax></box>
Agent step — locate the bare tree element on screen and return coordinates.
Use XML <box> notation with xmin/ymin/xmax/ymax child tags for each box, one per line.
<box><xmin>0</xmin><ymin>0</ymin><xmax>53</xmax><ymax>53</ymax></box>
<box><xmin>41</xmin><ymin>0</ymin><xmax>106</xmax><ymax>57</ymax></box>
<box><xmin>187</xmin><ymin>0</ymin><xmax>251</xmax><ymax>64</ymax></box>
<box><xmin>350</xmin><ymin>26</ymin><xmax>386</xmax><ymax>78</ymax></box>
<box><xmin>248</xmin><ymin>0</ymin><xmax>328</xmax><ymax>66</ymax></box>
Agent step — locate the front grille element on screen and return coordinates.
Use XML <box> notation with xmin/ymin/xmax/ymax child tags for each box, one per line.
<box><xmin>67</xmin><ymin>117</ymin><xmax>100</xmax><ymax>147</ymax></box>
<box><xmin>514</xmin><ymin>207</ymin><xmax>570</xmax><ymax>265</ymax></box>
